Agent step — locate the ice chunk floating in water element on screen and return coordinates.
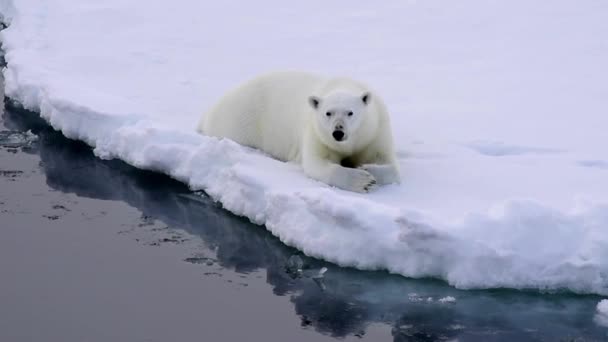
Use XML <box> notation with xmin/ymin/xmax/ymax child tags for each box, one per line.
<box><xmin>0</xmin><ymin>130</ymin><xmax>37</xmax><ymax>149</ymax></box>
<box><xmin>595</xmin><ymin>300</ymin><xmax>608</xmax><ymax>327</ymax></box>
<box><xmin>1</xmin><ymin>0</ymin><xmax>608</xmax><ymax>294</ymax></box>
<box><xmin>438</xmin><ymin>296</ymin><xmax>456</xmax><ymax>304</ymax></box>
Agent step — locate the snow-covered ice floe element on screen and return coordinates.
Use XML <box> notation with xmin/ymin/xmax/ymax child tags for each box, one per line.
<box><xmin>1</xmin><ymin>0</ymin><xmax>607</xmax><ymax>294</ymax></box>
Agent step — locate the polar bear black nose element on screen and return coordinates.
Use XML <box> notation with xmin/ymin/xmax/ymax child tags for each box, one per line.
<box><xmin>332</xmin><ymin>130</ymin><xmax>345</xmax><ymax>141</ymax></box>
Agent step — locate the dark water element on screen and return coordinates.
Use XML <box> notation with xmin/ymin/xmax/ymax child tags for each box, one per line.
<box><xmin>1</xmin><ymin>97</ymin><xmax>607</xmax><ymax>341</ymax></box>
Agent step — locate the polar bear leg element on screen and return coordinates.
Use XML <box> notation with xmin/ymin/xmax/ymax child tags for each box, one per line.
<box><xmin>359</xmin><ymin>164</ymin><xmax>400</xmax><ymax>185</ymax></box>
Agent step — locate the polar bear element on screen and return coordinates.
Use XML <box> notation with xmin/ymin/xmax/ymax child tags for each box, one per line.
<box><xmin>197</xmin><ymin>71</ymin><xmax>400</xmax><ymax>193</ymax></box>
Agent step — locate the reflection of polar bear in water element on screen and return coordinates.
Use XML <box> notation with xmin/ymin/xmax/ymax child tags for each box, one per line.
<box><xmin>197</xmin><ymin>71</ymin><xmax>400</xmax><ymax>193</ymax></box>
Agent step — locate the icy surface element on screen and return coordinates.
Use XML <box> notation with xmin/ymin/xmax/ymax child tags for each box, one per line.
<box><xmin>1</xmin><ymin>0</ymin><xmax>607</xmax><ymax>294</ymax></box>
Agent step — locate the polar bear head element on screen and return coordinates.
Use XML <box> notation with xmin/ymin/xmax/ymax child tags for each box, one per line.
<box><xmin>308</xmin><ymin>90</ymin><xmax>379</xmax><ymax>153</ymax></box>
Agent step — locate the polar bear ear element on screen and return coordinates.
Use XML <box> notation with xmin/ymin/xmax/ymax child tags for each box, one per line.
<box><xmin>308</xmin><ymin>96</ymin><xmax>321</xmax><ymax>110</ymax></box>
<box><xmin>361</xmin><ymin>92</ymin><xmax>371</xmax><ymax>105</ymax></box>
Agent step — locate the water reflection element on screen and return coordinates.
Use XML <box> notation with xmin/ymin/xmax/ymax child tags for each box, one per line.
<box><xmin>3</xmin><ymin>102</ymin><xmax>606</xmax><ymax>341</ymax></box>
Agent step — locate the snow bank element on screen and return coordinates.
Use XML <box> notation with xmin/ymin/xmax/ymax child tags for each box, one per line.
<box><xmin>1</xmin><ymin>0</ymin><xmax>607</xmax><ymax>294</ymax></box>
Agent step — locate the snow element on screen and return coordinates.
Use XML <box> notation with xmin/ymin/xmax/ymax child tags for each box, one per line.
<box><xmin>1</xmin><ymin>0</ymin><xmax>607</xmax><ymax>295</ymax></box>
<box><xmin>595</xmin><ymin>300</ymin><xmax>608</xmax><ymax>327</ymax></box>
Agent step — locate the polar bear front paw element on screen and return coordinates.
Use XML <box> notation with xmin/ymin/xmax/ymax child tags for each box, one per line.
<box><xmin>336</xmin><ymin>168</ymin><xmax>377</xmax><ymax>193</ymax></box>
<box><xmin>359</xmin><ymin>164</ymin><xmax>400</xmax><ymax>185</ymax></box>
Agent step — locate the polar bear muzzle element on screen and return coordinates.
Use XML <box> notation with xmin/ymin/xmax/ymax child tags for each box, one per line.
<box><xmin>332</xmin><ymin>130</ymin><xmax>345</xmax><ymax>141</ymax></box>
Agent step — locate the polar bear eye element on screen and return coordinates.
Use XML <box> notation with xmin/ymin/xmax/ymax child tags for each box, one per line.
<box><xmin>347</xmin><ymin>111</ymin><xmax>353</xmax><ymax>116</ymax></box>
<box><xmin>326</xmin><ymin>111</ymin><xmax>332</xmax><ymax>117</ymax></box>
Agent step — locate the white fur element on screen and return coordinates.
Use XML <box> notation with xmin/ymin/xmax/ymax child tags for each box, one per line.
<box><xmin>197</xmin><ymin>71</ymin><xmax>400</xmax><ymax>193</ymax></box>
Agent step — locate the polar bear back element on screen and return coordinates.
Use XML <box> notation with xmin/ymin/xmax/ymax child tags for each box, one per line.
<box><xmin>199</xmin><ymin>71</ymin><xmax>322</xmax><ymax>162</ymax></box>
